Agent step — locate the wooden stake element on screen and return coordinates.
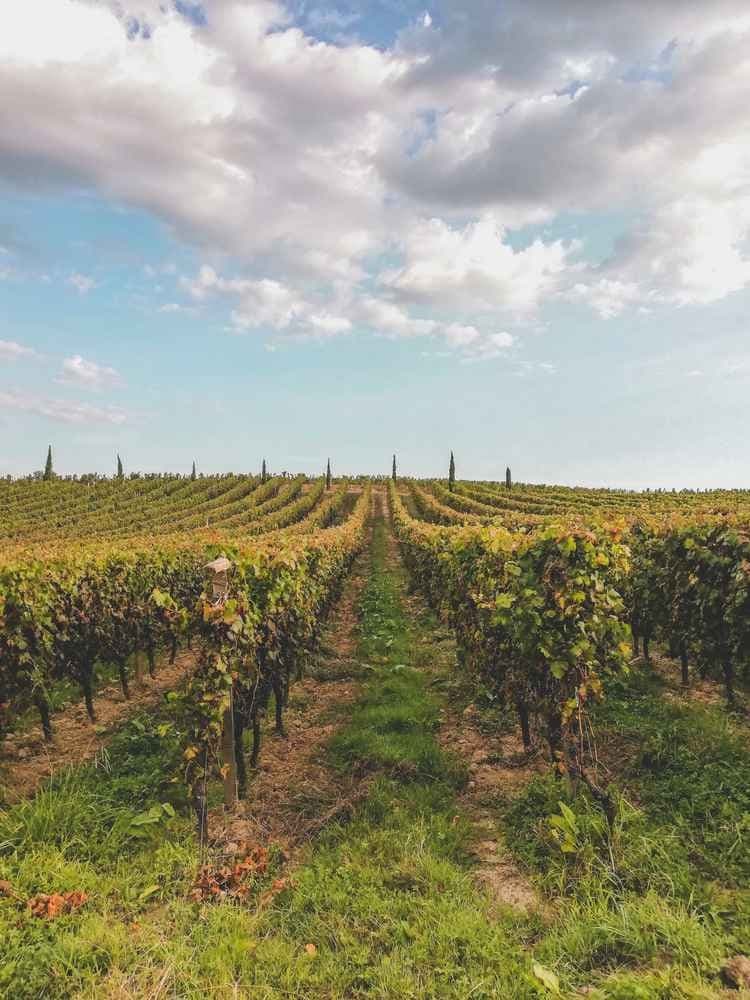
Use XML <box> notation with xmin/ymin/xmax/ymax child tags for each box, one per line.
<box><xmin>221</xmin><ymin>687</ymin><xmax>238</xmax><ymax>809</ymax></box>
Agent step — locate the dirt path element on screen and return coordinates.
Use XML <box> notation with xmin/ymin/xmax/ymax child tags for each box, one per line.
<box><xmin>437</xmin><ymin>703</ymin><xmax>546</xmax><ymax>913</ymax></box>
<box><xmin>0</xmin><ymin>649</ymin><xmax>196</xmax><ymax>803</ymax></box>
<box><xmin>212</xmin><ymin>504</ymin><xmax>373</xmax><ymax>856</ymax></box>
<box><xmin>648</xmin><ymin>645</ymin><xmax>745</xmax><ymax>711</ymax></box>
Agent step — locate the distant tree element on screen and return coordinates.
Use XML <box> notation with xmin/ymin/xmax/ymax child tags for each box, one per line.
<box><xmin>392</xmin><ymin>453</ymin><xmax>397</xmax><ymax>482</ymax></box>
<box><xmin>261</xmin><ymin>459</ymin><xmax>267</xmax><ymax>483</ymax></box>
<box><xmin>448</xmin><ymin>451</ymin><xmax>455</xmax><ymax>492</ymax></box>
<box><xmin>191</xmin><ymin>460</ymin><xmax>197</xmax><ymax>481</ymax></box>
<box><xmin>117</xmin><ymin>454</ymin><xmax>124</xmax><ymax>479</ymax></box>
<box><xmin>506</xmin><ymin>466</ymin><xmax>512</xmax><ymax>490</ymax></box>
<box><xmin>43</xmin><ymin>445</ymin><xmax>53</xmax><ymax>481</ymax></box>
<box><xmin>326</xmin><ymin>458</ymin><xmax>332</xmax><ymax>491</ymax></box>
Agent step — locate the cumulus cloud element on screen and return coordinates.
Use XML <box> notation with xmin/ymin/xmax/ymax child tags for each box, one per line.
<box><xmin>355</xmin><ymin>296</ymin><xmax>437</xmax><ymax>339</ymax></box>
<box><xmin>184</xmin><ymin>265</ymin><xmax>353</xmax><ymax>337</ymax></box>
<box><xmin>57</xmin><ymin>354</ymin><xmax>122</xmax><ymax>389</ymax></box>
<box><xmin>381</xmin><ymin>215</ymin><xmax>578</xmax><ymax>315</ymax></box>
<box><xmin>0</xmin><ymin>339</ymin><xmax>39</xmax><ymax>361</ymax></box>
<box><xmin>565</xmin><ymin>279</ymin><xmax>642</xmax><ymax>319</ymax></box>
<box><xmin>181</xmin><ymin>261</ymin><xmax>515</xmax><ymax>360</ymax></box>
<box><xmin>0</xmin><ymin>389</ymin><xmax>126</xmax><ymax>425</ymax></box>
<box><xmin>597</xmin><ymin>197</ymin><xmax>750</xmax><ymax>308</ymax></box>
<box><xmin>1</xmin><ymin>0</ymin><xmax>750</xmax><ymax>340</ymax></box>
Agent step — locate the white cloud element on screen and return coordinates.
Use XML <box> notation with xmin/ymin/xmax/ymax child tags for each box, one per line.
<box><xmin>0</xmin><ymin>339</ymin><xmax>38</xmax><ymax>361</ymax></box>
<box><xmin>306</xmin><ymin>313</ymin><xmax>352</xmax><ymax>335</ymax></box>
<box><xmin>57</xmin><ymin>354</ymin><xmax>122</xmax><ymax>389</ymax></box>
<box><xmin>443</xmin><ymin>323</ymin><xmax>481</xmax><ymax>347</ymax></box>
<box><xmin>68</xmin><ymin>272</ymin><xmax>96</xmax><ymax>294</ymax></box>
<box><xmin>443</xmin><ymin>325</ymin><xmax>513</xmax><ymax>358</ymax></box>
<box><xmin>458</xmin><ymin>331</ymin><xmax>516</xmax><ymax>364</ymax></box>
<box><xmin>0</xmin><ymin>0</ymin><xmax>749</xmax><ymax>338</ymax></box>
<box><xmin>565</xmin><ymin>279</ymin><xmax>642</xmax><ymax>319</ymax></box>
<box><xmin>0</xmin><ymin>389</ymin><xmax>126</xmax><ymax>425</ymax></box>
<box><xmin>381</xmin><ymin>215</ymin><xmax>578</xmax><ymax>315</ymax></box>
<box><xmin>184</xmin><ymin>265</ymin><xmax>354</xmax><ymax>339</ymax></box>
<box><xmin>355</xmin><ymin>296</ymin><xmax>437</xmax><ymax>338</ymax></box>
<box><xmin>599</xmin><ymin>198</ymin><xmax>750</xmax><ymax>308</ymax></box>
<box><xmin>183</xmin><ymin>263</ymin><xmax>516</xmax><ymax>357</ymax></box>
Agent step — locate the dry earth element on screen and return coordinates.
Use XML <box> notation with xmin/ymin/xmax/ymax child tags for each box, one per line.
<box><xmin>0</xmin><ymin>648</ymin><xmax>196</xmax><ymax>802</ymax></box>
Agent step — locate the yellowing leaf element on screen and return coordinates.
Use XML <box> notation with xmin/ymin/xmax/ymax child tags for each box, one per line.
<box><xmin>532</xmin><ymin>962</ymin><xmax>560</xmax><ymax>993</ymax></box>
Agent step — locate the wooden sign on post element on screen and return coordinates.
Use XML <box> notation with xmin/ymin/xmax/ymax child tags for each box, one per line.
<box><xmin>204</xmin><ymin>555</ymin><xmax>231</xmax><ymax>603</ymax></box>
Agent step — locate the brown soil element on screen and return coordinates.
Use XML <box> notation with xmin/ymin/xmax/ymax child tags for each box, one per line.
<box><xmin>439</xmin><ymin>704</ymin><xmax>547</xmax><ymax>914</ymax></box>
<box><xmin>0</xmin><ymin>649</ymin><xmax>196</xmax><ymax>803</ymax></box>
<box><xmin>648</xmin><ymin>647</ymin><xmax>727</xmax><ymax>708</ymax></box>
<box><xmin>210</xmin><ymin>502</ymin><xmax>373</xmax><ymax>857</ymax></box>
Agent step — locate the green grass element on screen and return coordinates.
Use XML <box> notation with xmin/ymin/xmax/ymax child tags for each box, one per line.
<box><xmin>0</xmin><ymin>711</ymin><xmax>197</xmax><ymax>999</ymax></box>
<box><xmin>498</xmin><ymin>665</ymin><xmax>750</xmax><ymax>997</ymax></box>
<box><xmin>329</xmin><ymin>526</ymin><xmax>464</xmax><ymax>786</ymax></box>
<box><xmin>598</xmin><ymin>669</ymin><xmax>750</xmax><ymax>886</ymax></box>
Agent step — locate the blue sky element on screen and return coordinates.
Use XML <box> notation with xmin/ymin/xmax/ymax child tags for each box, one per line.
<box><xmin>1</xmin><ymin>0</ymin><xmax>750</xmax><ymax>487</ymax></box>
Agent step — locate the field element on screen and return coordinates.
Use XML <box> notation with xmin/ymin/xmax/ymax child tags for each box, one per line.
<box><xmin>1</xmin><ymin>472</ymin><xmax>750</xmax><ymax>999</ymax></box>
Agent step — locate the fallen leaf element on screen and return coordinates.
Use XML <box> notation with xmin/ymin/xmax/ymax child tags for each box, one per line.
<box><xmin>27</xmin><ymin>890</ymin><xmax>88</xmax><ymax>920</ymax></box>
<box><xmin>532</xmin><ymin>962</ymin><xmax>560</xmax><ymax>994</ymax></box>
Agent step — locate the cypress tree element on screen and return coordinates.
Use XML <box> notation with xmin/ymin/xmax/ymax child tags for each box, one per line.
<box><xmin>191</xmin><ymin>460</ymin><xmax>197</xmax><ymax>480</ymax></box>
<box><xmin>261</xmin><ymin>459</ymin><xmax>267</xmax><ymax>483</ymax></box>
<box><xmin>117</xmin><ymin>454</ymin><xmax>123</xmax><ymax>479</ymax></box>
<box><xmin>326</xmin><ymin>458</ymin><xmax>331</xmax><ymax>490</ymax></box>
<box><xmin>392</xmin><ymin>454</ymin><xmax>397</xmax><ymax>482</ymax></box>
<box><xmin>506</xmin><ymin>466</ymin><xmax>512</xmax><ymax>490</ymax></box>
<box><xmin>43</xmin><ymin>445</ymin><xmax>53</xmax><ymax>481</ymax></box>
<box><xmin>448</xmin><ymin>451</ymin><xmax>455</xmax><ymax>492</ymax></box>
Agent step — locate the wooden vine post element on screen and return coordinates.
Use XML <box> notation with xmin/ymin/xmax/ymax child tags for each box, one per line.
<box><xmin>205</xmin><ymin>555</ymin><xmax>238</xmax><ymax>809</ymax></box>
<box><xmin>221</xmin><ymin>686</ymin><xmax>238</xmax><ymax>809</ymax></box>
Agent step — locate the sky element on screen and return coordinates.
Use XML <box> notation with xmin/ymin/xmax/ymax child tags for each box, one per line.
<box><xmin>1</xmin><ymin>1</ymin><xmax>750</xmax><ymax>487</ymax></box>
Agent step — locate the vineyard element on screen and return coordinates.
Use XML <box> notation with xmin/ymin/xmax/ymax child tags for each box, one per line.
<box><xmin>1</xmin><ymin>472</ymin><xmax>749</xmax><ymax>998</ymax></box>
